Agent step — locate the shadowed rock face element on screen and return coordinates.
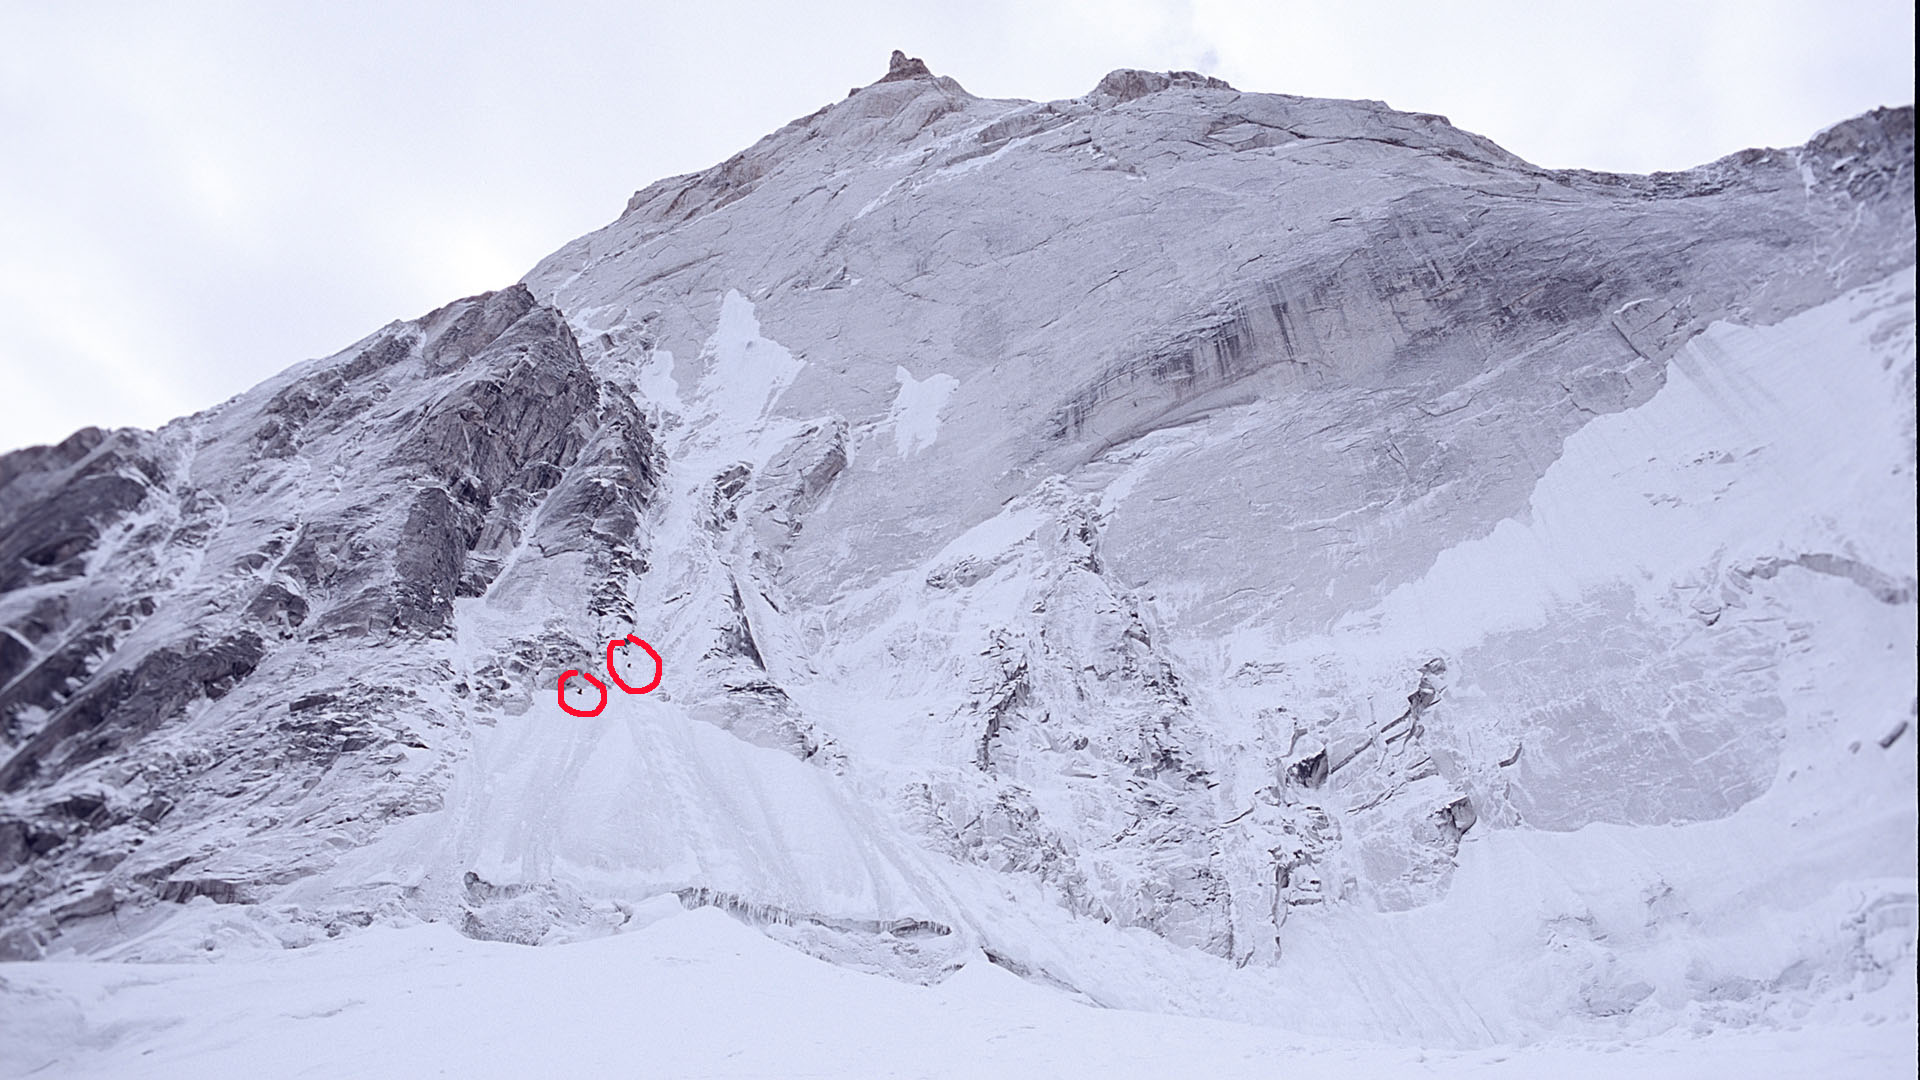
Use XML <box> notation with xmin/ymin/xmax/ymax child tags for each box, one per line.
<box><xmin>0</xmin><ymin>631</ymin><xmax>265</xmax><ymax>792</ymax></box>
<box><xmin>0</xmin><ymin>284</ymin><xmax>657</xmax><ymax>954</ymax></box>
<box><xmin>0</xmin><ymin>61</ymin><xmax>1912</xmax><ymax>1045</ymax></box>
<box><xmin>0</xmin><ymin>429</ymin><xmax>164</xmax><ymax>594</ymax></box>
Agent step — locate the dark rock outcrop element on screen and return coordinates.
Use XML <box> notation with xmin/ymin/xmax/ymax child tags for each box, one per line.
<box><xmin>0</xmin><ymin>284</ymin><xmax>659</xmax><ymax>946</ymax></box>
<box><xmin>1092</xmin><ymin>68</ymin><xmax>1234</xmax><ymax>103</ymax></box>
<box><xmin>879</xmin><ymin>49</ymin><xmax>932</xmax><ymax>83</ymax></box>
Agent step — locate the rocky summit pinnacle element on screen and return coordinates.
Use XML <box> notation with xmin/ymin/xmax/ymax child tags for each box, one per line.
<box><xmin>879</xmin><ymin>48</ymin><xmax>932</xmax><ymax>83</ymax></box>
<box><xmin>0</xmin><ymin>52</ymin><xmax>1913</xmax><ymax>1074</ymax></box>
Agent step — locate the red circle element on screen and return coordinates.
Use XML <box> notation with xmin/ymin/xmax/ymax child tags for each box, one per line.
<box><xmin>557</xmin><ymin>669</ymin><xmax>608</xmax><ymax>716</ymax></box>
<box><xmin>607</xmin><ymin>635</ymin><xmax>663</xmax><ymax>694</ymax></box>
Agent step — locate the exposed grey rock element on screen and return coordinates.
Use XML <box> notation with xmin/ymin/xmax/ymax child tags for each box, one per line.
<box><xmin>0</xmin><ymin>631</ymin><xmax>266</xmax><ymax>792</ymax></box>
<box><xmin>0</xmin><ymin>428</ymin><xmax>161</xmax><ymax>592</ymax></box>
<box><xmin>0</xmin><ymin>283</ymin><xmax>658</xmax><ymax>940</ymax></box>
<box><xmin>879</xmin><ymin>49</ymin><xmax>932</xmax><ymax>83</ymax></box>
<box><xmin>1091</xmin><ymin>67</ymin><xmax>1234</xmax><ymax>103</ymax></box>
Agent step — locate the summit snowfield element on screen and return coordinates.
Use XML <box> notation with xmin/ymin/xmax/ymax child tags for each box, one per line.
<box><xmin>2</xmin><ymin>52</ymin><xmax>1915</xmax><ymax>1075</ymax></box>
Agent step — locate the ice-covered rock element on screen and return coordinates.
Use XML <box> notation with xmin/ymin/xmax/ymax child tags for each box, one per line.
<box><xmin>0</xmin><ymin>57</ymin><xmax>1912</xmax><ymax>1057</ymax></box>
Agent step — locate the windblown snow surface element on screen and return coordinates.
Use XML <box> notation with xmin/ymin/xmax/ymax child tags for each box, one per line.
<box><xmin>0</xmin><ymin>908</ymin><xmax>1910</xmax><ymax>1079</ymax></box>
<box><xmin>1</xmin><ymin>59</ymin><xmax>1914</xmax><ymax>1078</ymax></box>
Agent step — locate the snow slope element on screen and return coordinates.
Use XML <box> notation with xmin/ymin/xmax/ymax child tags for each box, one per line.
<box><xmin>3</xmin><ymin>902</ymin><xmax>1913</xmax><ymax>1080</ymax></box>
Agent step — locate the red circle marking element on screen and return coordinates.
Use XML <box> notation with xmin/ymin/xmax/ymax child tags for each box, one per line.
<box><xmin>557</xmin><ymin>669</ymin><xmax>608</xmax><ymax>716</ymax></box>
<box><xmin>606</xmin><ymin>635</ymin><xmax>663</xmax><ymax>695</ymax></box>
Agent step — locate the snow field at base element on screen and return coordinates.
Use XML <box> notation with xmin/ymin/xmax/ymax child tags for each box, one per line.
<box><xmin>2</xmin><ymin>901</ymin><xmax>1913</xmax><ymax>1080</ymax></box>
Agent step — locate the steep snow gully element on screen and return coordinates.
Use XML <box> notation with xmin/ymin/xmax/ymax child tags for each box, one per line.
<box><xmin>2</xmin><ymin>53</ymin><xmax>1915</xmax><ymax>1076</ymax></box>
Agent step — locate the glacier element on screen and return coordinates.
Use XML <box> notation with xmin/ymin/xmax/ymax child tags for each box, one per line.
<box><xmin>1</xmin><ymin>52</ymin><xmax>1914</xmax><ymax>1076</ymax></box>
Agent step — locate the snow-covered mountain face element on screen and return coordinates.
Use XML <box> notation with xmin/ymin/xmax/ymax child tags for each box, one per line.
<box><xmin>1</xmin><ymin>54</ymin><xmax>1914</xmax><ymax>1046</ymax></box>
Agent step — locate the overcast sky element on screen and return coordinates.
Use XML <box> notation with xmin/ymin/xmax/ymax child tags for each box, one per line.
<box><xmin>1</xmin><ymin>0</ymin><xmax>1912</xmax><ymax>453</ymax></box>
